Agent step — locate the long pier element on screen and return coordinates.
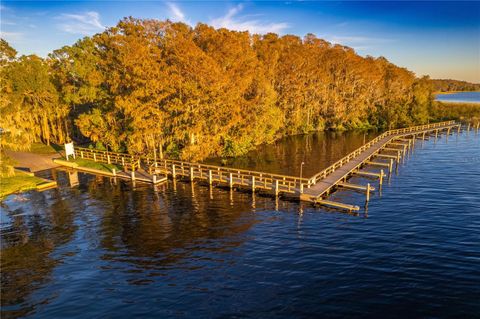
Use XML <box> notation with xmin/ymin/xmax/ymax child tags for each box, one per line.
<box><xmin>68</xmin><ymin>120</ymin><xmax>461</xmax><ymax>211</ymax></box>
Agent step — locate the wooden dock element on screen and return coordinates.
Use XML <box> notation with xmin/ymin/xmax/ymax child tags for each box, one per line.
<box><xmin>62</xmin><ymin>120</ymin><xmax>460</xmax><ymax>212</ymax></box>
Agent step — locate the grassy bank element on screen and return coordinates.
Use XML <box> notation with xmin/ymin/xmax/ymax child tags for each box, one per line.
<box><xmin>0</xmin><ymin>170</ymin><xmax>49</xmax><ymax>199</ymax></box>
<box><xmin>66</xmin><ymin>158</ymin><xmax>122</xmax><ymax>174</ymax></box>
<box><xmin>431</xmin><ymin>101</ymin><xmax>480</xmax><ymax>123</ymax></box>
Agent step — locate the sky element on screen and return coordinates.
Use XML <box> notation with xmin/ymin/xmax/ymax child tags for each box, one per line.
<box><xmin>1</xmin><ymin>1</ymin><xmax>479</xmax><ymax>82</ymax></box>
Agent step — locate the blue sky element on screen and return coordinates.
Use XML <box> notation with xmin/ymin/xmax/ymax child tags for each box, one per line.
<box><xmin>1</xmin><ymin>1</ymin><xmax>479</xmax><ymax>82</ymax></box>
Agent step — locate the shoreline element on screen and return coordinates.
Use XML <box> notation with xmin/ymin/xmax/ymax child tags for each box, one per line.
<box><xmin>435</xmin><ymin>100</ymin><xmax>480</xmax><ymax>105</ymax></box>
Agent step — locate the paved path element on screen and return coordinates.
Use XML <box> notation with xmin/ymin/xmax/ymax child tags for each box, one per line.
<box><xmin>5</xmin><ymin>150</ymin><xmax>62</xmax><ymax>172</ymax></box>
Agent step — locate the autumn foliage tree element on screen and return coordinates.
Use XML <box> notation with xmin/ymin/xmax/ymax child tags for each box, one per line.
<box><xmin>1</xmin><ymin>17</ymin><xmax>449</xmax><ymax>161</ymax></box>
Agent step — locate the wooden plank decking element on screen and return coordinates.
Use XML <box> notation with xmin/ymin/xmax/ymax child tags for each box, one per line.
<box><xmin>300</xmin><ymin>135</ymin><xmax>392</xmax><ymax>201</ymax></box>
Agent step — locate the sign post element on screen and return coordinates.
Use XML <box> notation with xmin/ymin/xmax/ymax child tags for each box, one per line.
<box><xmin>65</xmin><ymin>142</ymin><xmax>75</xmax><ymax>160</ymax></box>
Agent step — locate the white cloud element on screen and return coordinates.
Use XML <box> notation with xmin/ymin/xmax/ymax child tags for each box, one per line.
<box><xmin>57</xmin><ymin>11</ymin><xmax>105</xmax><ymax>35</ymax></box>
<box><xmin>323</xmin><ymin>35</ymin><xmax>395</xmax><ymax>51</ymax></box>
<box><xmin>166</xmin><ymin>2</ymin><xmax>191</xmax><ymax>25</ymax></box>
<box><xmin>210</xmin><ymin>4</ymin><xmax>289</xmax><ymax>34</ymax></box>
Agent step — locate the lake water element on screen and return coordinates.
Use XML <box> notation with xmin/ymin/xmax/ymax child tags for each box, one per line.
<box><xmin>435</xmin><ymin>91</ymin><xmax>480</xmax><ymax>103</ymax></box>
<box><xmin>1</xmin><ymin>130</ymin><xmax>480</xmax><ymax>318</ymax></box>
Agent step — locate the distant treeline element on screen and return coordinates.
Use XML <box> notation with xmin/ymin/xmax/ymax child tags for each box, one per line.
<box><xmin>431</xmin><ymin>102</ymin><xmax>480</xmax><ymax>124</ymax></box>
<box><xmin>0</xmin><ymin>18</ymin><xmax>449</xmax><ymax>160</ymax></box>
<box><xmin>430</xmin><ymin>79</ymin><xmax>480</xmax><ymax>92</ymax></box>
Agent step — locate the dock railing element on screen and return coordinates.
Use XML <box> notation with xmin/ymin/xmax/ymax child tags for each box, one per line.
<box><xmin>149</xmin><ymin>158</ymin><xmax>309</xmax><ymax>194</ymax></box>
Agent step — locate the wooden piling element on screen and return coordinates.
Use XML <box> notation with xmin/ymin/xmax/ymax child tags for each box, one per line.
<box><xmin>275</xmin><ymin>180</ymin><xmax>279</xmax><ymax>196</ymax></box>
<box><xmin>93</xmin><ymin>153</ymin><xmax>97</xmax><ymax>162</ymax></box>
<box><xmin>389</xmin><ymin>159</ymin><xmax>393</xmax><ymax>174</ymax></box>
<box><xmin>131</xmin><ymin>170</ymin><xmax>135</xmax><ymax>181</ymax></box>
<box><xmin>229</xmin><ymin>173</ymin><xmax>233</xmax><ymax>189</ymax></box>
<box><xmin>107</xmin><ymin>155</ymin><xmax>111</xmax><ymax>164</ymax></box>
<box><xmin>208</xmin><ymin>170</ymin><xmax>213</xmax><ymax>185</ymax></box>
<box><xmin>172</xmin><ymin>164</ymin><xmax>176</xmax><ymax>179</ymax></box>
<box><xmin>190</xmin><ymin>166</ymin><xmax>194</xmax><ymax>181</ymax></box>
<box><xmin>379</xmin><ymin>169</ymin><xmax>384</xmax><ymax>185</ymax></box>
<box><xmin>366</xmin><ymin>183</ymin><xmax>371</xmax><ymax>202</ymax></box>
<box><xmin>252</xmin><ymin>176</ymin><xmax>256</xmax><ymax>192</ymax></box>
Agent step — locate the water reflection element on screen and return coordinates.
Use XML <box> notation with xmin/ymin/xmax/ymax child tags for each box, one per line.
<box><xmin>1</xmin><ymin>184</ymin><xmax>77</xmax><ymax>318</ymax></box>
<box><xmin>1</xmin><ymin>131</ymin><xmax>479</xmax><ymax>318</ymax></box>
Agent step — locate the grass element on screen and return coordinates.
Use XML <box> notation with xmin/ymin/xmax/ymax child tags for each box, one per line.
<box><xmin>0</xmin><ymin>170</ymin><xmax>47</xmax><ymax>200</ymax></box>
<box><xmin>67</xmin><ymin>157</ymin><xmax>122</xmax><ymax>173</ymax></box>
<box><xmin>28</xmin><ymin>142</ymin><xmax>63</xmax><ymax>155</ymax></box>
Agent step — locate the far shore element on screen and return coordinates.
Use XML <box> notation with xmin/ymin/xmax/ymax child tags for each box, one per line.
<box><xmin>434</xmin><ymin>90</ymin><xmax>480</xmax><ymax>95</ymax></box>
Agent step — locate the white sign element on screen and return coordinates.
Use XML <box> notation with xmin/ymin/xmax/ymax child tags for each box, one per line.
<box><xmin>65</xmin><ymin>142</ymin><xmax>75</xmax><ymax>160</ymax></box>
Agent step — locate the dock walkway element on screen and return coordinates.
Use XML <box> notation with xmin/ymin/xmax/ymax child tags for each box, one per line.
<box><xmin>62</xmin><ymin>120</ymin><xmax>461</xmax><ymax>211</ymax></box>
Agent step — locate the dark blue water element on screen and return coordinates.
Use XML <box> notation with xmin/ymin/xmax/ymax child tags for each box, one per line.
<box><xmin>435</xmin><ymin>91</ymin><xmax>480</xmax><ymax>103</ymax></box>
<box><xmin>1</xmin><ymin>130</ymin><xmax>479</xmax><ymax>318</ymax></box>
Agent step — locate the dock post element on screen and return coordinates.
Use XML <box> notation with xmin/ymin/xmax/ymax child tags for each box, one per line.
<box><xmin>379</xmin><ymin>169</ymin><xmax>384</xmax><ymax>185</ymax></box>
<box><xmin>396</xmin><ymin>151</ymin><xmax>400</xmax><ymax>164</ymax></box>
<box><xmin>107</xmin><ymin>155</ymin><xmax>111</xmax><ymax>164</ymax></box>
<box><xmin>122</xmin><ymin>157</ymin><xmax>125</xmax><ymax>166</ymax></box>
<box><xmin>389</xmin><ymin>159</ymin><xmax>393</xmax><ymax>174</ymax></box>
<box><xmin>93</xmin><ymin>153</ymin><xmax>97</xmax><ymax>162</ymax></box>
<box><xmin>190</xmin><ymin>166</ymin><xmax>194</xmax><ymax>181</ymax></box>
<box><xmin>131</xmin><ymin>170</ymin><xmax>136</xmax><ymax>181</ymax></box>
<box><xmin>153</xmin><ymin>174</ymin><xmax>157</xmax><ymax>183</ymax></box>
<box><xmin>229</xmin><ymin>173</ymin><xmax>233</xmax><ymax>189</ymax></box>
<box><xmin>172</xmin><ymin>164</ymin><xmax>176</xmax><ymax>179</ymax></box>
<box><xmin>457</xmin><ymin>125</ymin><xmax>461</xmax><ymax>134</ymax></box>
<box><xmin>112</xmin><ymin>168</ymin><xmax>116</xmax><ymax>176</ymax></box>
<box><xmin>81</xmin><ymin>151</ymin><xmax>84</xmax><ymax>158</ymax></box>
<box><xmin>252</xmin><ymin>176</ymin><xmax>256</xmax><ymax>192</ymax></box>
<box><xmin>300</xmin><ymin>183</ymin><xmax>304</xmax><ymax>194</ymax></box>
<box><xmin>208</xmin><ymin>170</ymin><xmax>212</xmax><ymax>185</ymax></box>
<box><xmin>435</xmin><ymin>130</ymin><xmax>438</xmax><ymax>140</ymax></box>
<box><xmin>366</xmin><ymin>183</ymin><xmax>371</xmax><ymax>202</ymax></box>
<box><xmin>467</xmin><ymin>123</ymin><xmax>471</xmax><ymax>131</ymax></box>
<box><xmin>422</xmin><ymin>132</ymin><xmax>426</xmax><ymax>140</ymax></box>
<box><xmin>275</xmin><ymin>180</ymin><xmax>279</xmax><ymax>196</ymax></box>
